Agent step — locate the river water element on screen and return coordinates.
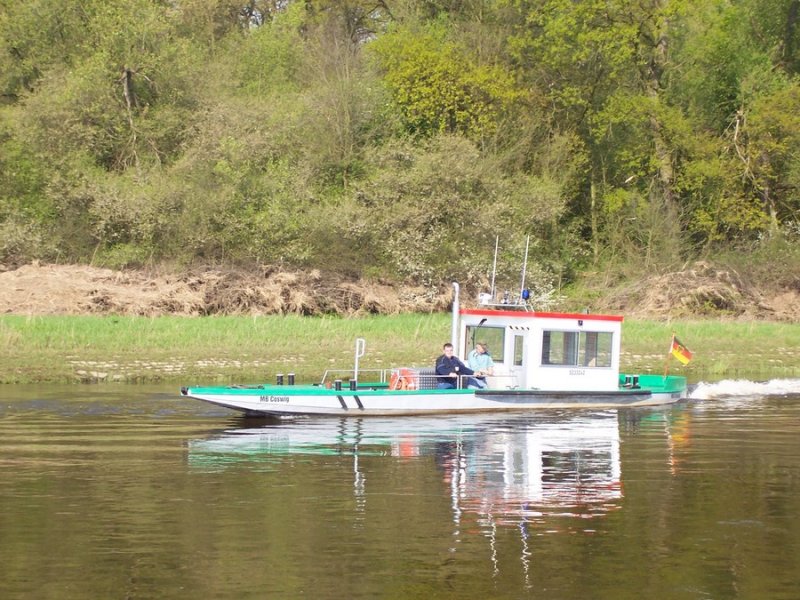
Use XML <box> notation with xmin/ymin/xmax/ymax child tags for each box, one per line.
<box><xmin>1</xmin><ymin>381</ymin><xmax>800</xmax><ymax>599</ymax></box>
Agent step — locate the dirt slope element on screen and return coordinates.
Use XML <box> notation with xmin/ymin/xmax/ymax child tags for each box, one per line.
<box><xmin>0</xmin><ymin>261</ymin><xmax>797</xmax><ymax>320</ymax></box>
<box><xmin>591</xmin><ymin>261</ymin><xmax>800</xmax><ymax>321</ymax></box>
<box><xmin>0</xmin><ymin>262</ymin><xmax>449</xmax><ymax>316</ymax></box>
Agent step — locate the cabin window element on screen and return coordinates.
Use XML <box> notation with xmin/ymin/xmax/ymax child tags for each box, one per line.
<box><xmin>464</xmin><ymin>325</ymin><xmax>505</xmax><ymax>362</ymax></box>
<box><xmin>541</xmin><ymin>331</ymin><xmax>612</xmax><ymax>368</ymax></box>
<box><xmin>513</xmin><ymin>335</ymin><xmax>524</xmax><ymax>366</ymax></box>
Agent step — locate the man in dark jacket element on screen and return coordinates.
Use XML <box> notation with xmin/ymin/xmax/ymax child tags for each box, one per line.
<box><xmin>435</xmin><ymin>343</ymin><xmax>479</xmax><ymax>389</ymax></box>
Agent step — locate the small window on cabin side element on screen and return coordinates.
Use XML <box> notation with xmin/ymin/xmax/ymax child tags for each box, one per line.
<box><xmin>541</xmin><ymin>330</ymin><xmax>612</xmax><ymax>367</ymax></box>
<box><xmin>514</xmin><ymin>335</ymin><xmax>524</xmax><ymax>366</ymax></box>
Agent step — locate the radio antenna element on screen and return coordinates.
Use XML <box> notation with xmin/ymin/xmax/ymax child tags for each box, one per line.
<box><xmin>519</xmin><ymin>235</ymin><xmax>530</xmax><ymax>298</ymax></box>
<box><xmin>490</xmin><ymin>236</ymin><xmax>499</xmax><ymax>300</ymax></box>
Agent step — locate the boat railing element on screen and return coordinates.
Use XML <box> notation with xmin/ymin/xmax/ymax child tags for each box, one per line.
<box><xmin>320</xmin><ymin>367</ymin><xmax>447</xmax><ymax>390</ymax></box>
<box><xmin>318</xmin><ymin>368</ymin><xmax>519</xmax><ymax>390</ymax></box>
<box><xmin>320</xmin><ymin>368</ymin><xmax>389</xmax><ymax>386</ymax></box>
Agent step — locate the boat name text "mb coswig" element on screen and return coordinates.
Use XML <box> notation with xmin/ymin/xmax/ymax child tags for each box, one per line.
<box><xmin>259</xmin><ymin>395</ymin><xmax>290</xmax><ymax>403</ymax></box>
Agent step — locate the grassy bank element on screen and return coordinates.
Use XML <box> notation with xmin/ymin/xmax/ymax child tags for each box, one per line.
<box><xmin>2</xmin><ymin>314</ymin><xmax>799</xmax><ymax>384</ymax></box>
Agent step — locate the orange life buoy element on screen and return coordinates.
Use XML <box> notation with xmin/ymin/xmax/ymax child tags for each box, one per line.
<box><xmin>389</xmin><ymin>368</ymin><xmax>418</xmax><ymax>391</ymax></box>
<box><xmin>389</xmin><ymin>370</ymin><xmax>404</xmax><ymax>390</ymax></box>
<box><xmin>400</xmin><ymin>367</ymin><xmax>418</xmax><ymax>390</ymax></box>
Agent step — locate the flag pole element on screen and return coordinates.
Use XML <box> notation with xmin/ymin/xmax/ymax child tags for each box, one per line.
<box><xmin>664</xmin><ymin>333</ymin><xmax>675</xmax><ymax>379</ymax></box>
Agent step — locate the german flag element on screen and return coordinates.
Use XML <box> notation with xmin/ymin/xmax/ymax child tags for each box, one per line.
<box><xmin>670</xmin><ymin>336</ymin><xmax>693</xmax><ymax>365</ymax></box>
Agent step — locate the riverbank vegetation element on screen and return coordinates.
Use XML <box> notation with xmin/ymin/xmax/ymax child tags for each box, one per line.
<box><xmin>3</xmin><ymin>1</ymin><xmax>800</xmax><ymax>305</ymax></box>
<box><xmin>2</xmin><ymin>314</ymin><xmax>799</xmax><ymax>384</ymax></box>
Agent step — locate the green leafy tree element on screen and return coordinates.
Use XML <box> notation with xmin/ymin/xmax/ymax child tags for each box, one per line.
<box><xmin>671</xmin><ymin>0</ymin><xmax>800</xmax><ymax>242</ymax></box>
<box><xmin>369</xmin><ymin>24</ymin><xmax>519</xmax><ymax>141</ymax></box>
<box><xmin>237</xmin><ymin>2</ymin><xmax>306</xmax><ymax>96</ymax></box>
<box><xmin>504</xmin><ymin>0</ymin><xmax>699</xmax><ymax>266</ymax></box>
<box><xmin>0</xmin><ymin>0</ymin><xmax>96</xmax><ymax>101</ymax></box>
<box><xmin>733</xmin><ymin>82</ymin><xmax>800</xmax><ymax>231</ymax></box>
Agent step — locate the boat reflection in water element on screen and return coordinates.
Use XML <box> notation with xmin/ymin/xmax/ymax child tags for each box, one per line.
<box><xmin>437</xmin><ymin>412</ymin><xmax>622</xmax><ymax>527</ymax></box>
<box><xmin>188</xmin><ymin>410</ymin><xmax>625</xmax><ymax>526</ymax></box>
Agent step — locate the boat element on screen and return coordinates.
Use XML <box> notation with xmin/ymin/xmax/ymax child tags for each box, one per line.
<box><xmin>181</xmin><ymin>280</ymin><xmax>688</xmax><ymax>416</ymax></box>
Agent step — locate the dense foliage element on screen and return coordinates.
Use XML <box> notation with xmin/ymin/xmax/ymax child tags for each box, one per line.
<box><xmin>2</xmin><ymin>0</ymin><xmax>800</xmax><ymax>289</ymax></box>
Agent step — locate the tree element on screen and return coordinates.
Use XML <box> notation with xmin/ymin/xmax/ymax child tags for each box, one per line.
<box><xmin>369</xmin><ymin>23</ymin><xmax>519</xmax><ymax>141</ymax></box>
<box><xmin>733</xmin><ymin>82</ymin><xmax>800</xmax><ymax>232</ymax></box>
<box><xmin>504</xmin><ymin>0</ymin><xmax>699</xmax><ymax>266</ymax></box>
<box><xmin>671</xmin><ymin>0</ymin><xmax>800</xmax><ymax>241</ymax></box>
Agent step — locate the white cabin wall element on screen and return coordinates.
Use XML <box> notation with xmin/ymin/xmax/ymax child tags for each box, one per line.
<box><xmin>529</xmin><ymin>316</ymin><xmax>622</xmax><ymax>392</ymax></box>
<box><xmin>460</xmin><ymin>310</ymin><xmax>623</xmax><ymax>392</ymax></box>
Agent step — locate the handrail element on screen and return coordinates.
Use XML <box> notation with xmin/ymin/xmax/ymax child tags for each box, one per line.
<box><xmin>317</xmin><ymin>368</ymin><xmax>519</xmax><ymax>390</ymax></box>
<box><xmin>353</xmin><ymin>338</ymin><xmax>366</xmax><ymax>381</ymax></box>
<box><xmin>320</xmin><ymin>368</ymin><xmax>388</xmax><ymax>385</ymax></box>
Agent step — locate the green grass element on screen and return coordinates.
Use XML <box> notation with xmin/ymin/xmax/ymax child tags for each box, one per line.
<box><xmin>2</xmin><ymin>314</ymin><xmax>799</xmax><ymax>384</ymax></box>
<box><xmin>622</xmin><ymin>319</ymin><xmax>800</xmax><ymax>380</ymax></box>
<box><xmin>0</xmin><ymin>314</ymin><xmax>447</xmax><ymax>384</ymax></box>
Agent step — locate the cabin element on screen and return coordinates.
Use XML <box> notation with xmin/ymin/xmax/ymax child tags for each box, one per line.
<box><xmin>456</xmin><ymin>307</ymin><xmax>623</xmax><ymax>392</ymax></box>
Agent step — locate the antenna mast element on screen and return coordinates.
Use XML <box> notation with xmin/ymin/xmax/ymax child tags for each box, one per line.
<box><xmin>490</xmin><ymin>236</ymin><xmax>499</xmax><ymax>301</ymax></box>
<box><xmin>519</xmin><ymin>235</ymin><xmax>530</xmax><ymax>298</ymax></box>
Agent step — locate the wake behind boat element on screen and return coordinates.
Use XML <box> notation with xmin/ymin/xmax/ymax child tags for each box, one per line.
<box><xmin>181</xmin><ymin>280</ymin><xmax>688</xmax><ymax>416</ymax></box>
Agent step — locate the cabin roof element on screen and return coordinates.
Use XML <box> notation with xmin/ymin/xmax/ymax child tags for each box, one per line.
<box><xmin>460</xmin><ymin>308</ymin><xmax>624</xmax><ymax>323</ymax></box>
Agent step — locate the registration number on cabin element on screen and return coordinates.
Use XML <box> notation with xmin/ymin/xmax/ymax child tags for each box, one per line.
<box><xmin>569</xmin><ymin>369</ymin><xmax>586</xmax><ymax>376</ymax></box>
<box><xmin>259</xmin><ymin>395</ymin><xmax>290</xmax><ymax>403</ymax></box>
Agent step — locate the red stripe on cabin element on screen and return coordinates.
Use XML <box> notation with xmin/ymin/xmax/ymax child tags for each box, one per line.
<box><xmin>460</xmin><ymin>308</ymin><xmax>624</xmax><ymax>322</ymax></box>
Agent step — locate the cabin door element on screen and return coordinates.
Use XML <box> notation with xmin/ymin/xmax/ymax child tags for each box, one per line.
<box><xmin>511</xmin><ymin>333</ymin><xmax>527</xmax><ymax>388</ymax></box>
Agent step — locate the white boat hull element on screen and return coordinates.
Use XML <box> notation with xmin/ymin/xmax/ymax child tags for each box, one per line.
<box><xmin>181</xmin><ymin>384</ymin><xmax>687</xmax><ymax>417</ymax></box>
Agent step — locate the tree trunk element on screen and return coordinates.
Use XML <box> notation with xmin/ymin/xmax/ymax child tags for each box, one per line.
<box><xmin>645</xmin><ymin>1</ymin><xmax>677</xmax><ymax>220</ymax></box>
<box><xmin>784</xmin><ymin>0</ymin><xmax>800</xmax><ymax>70</ymax></box>
<box><xmin>590</xmin><ymin>172</ymin><xmax>599</xmax><ymax>265</ymax></box>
